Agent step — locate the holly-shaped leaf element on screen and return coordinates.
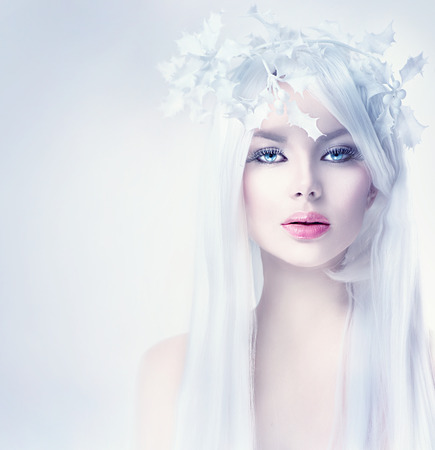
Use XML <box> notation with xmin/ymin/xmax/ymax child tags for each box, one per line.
<box><xmin>374</xmin><ymin>108</ymin><xmax>395</xmax><ymax>142</ymax></box>
<box><xmin>158</xmin><ymin>58</ymin><xmax>178</xmax><ymax>82</ymax></box>
<box><xmin>285</xmin><ymin>101</ymin><xmax>324</xmax><ymax>140</ymax></box>
<box><xmin>399</xmin><ymin>53</ymin><xmax>426</xmax><ymax>84</ymax></box>
<box><xmin>396</xmin><ymin>106</ymin><xmax>426</xmax><ymax>148</ymax></box>
<box><xmin>359</xmin><ymin>23</ymin><xmax>395</xmax><ymax>55</ymax></box>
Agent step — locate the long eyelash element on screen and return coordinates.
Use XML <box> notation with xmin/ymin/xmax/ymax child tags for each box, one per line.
<box><xmin>246</xmin><ymin>147</ymin><xmax>285</xmax><ymax>163</ymax></box>
<box><xmin>322</xmin><ymin>146</ymin><xmax>363</xmax><ymax>161</ymax></box>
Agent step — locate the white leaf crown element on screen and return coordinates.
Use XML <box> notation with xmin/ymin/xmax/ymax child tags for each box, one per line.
<box><xmin>159</xmin><ymin>7</ymin><xmax>426</xmax><ymax>147</ymax></box>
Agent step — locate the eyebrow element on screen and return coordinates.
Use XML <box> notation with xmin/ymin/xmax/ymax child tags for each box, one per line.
<box><xmin>253</xmin><ymin>127</ymin><xmax>352</xmax><ymax>144</ymax></box>
<box><xmin>252</xmin><ymin>130</ymin><xmax>287</xmax><ymax>143</ymax></box>
<box><xmin>316</xmin><ymin>128</ymin><xmax>352</xmax><ymax>142</ymax></box>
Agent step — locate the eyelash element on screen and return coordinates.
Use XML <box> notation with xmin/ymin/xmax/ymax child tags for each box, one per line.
<box><xmin>321</xmin><ymin>146</ymin><xmax>363</xmax><ymax>163</ymax></box>
<box><xmin>247</xmin><ymin>146</ymin><xmax>363</xmax><ymax>164</ymax></box>
<box><xmin>246</xmin><ymin>147</ymin><xmax>287</xmax><ymax>164</ymax></box>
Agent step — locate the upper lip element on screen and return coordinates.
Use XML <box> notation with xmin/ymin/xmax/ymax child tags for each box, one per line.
<box><xmin>282</xmin><ymin>211</ymin><xmax>330</xmax><ymax>225</ymax></box>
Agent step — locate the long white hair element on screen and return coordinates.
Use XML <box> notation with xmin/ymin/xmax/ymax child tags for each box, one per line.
<box><xmin>171</xmin><ymin>21</ymin><xmax>435</xmax><ymax>450</ymax></box>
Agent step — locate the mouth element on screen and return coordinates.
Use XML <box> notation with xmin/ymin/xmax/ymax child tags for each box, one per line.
<box><xmin>281</xmin><ymin>212</ymin><xmax>330</xmax><ymax>240</ymax></box>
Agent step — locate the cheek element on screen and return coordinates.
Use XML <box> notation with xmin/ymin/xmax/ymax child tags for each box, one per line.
<box><xmin>328</xmin><ymin>166</ymin><xmax>372</xmax><ymax>229</ymax></box>
<box><xmin>243</xmin><ymin>168</ymin><xmax>285</xmax><ymax>225</ymax></box>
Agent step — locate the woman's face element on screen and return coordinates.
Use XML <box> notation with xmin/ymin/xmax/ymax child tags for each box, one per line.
<box><xmin>243</xmin><ymin>90</ymin><xmax>376</xmax><ymax>269</ymax></box>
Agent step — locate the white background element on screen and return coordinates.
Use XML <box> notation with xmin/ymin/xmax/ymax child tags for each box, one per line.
<box><xmin>1</xmin><ymin>0</ymin><xmax>434</xmax><ymax>449</ymax></box>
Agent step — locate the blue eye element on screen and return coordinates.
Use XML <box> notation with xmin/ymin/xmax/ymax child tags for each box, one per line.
<box><xmin>321</xmin><ymin>146</ymin><xmax>362</xmax><ymax>163</ymax></box>
<box><xmin>247</xmin><ymin>147</ymin><xmax>287</xmax><ymax>164</ymax></box>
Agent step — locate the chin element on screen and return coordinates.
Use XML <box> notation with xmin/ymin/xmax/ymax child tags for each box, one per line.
<box><xmin>261</xmin><ymin>247</ymin><xmax>347</xmax><ymax>271</ymax></box>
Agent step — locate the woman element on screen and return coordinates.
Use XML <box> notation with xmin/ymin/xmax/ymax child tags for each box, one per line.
<box><xmin>138</xmin><ymin>9</ymin><xmax>435</xmax><ymax>450</ymax></box>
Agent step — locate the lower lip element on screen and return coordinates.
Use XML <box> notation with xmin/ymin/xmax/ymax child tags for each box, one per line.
<box><xmin>282</xmin><ymin>223</ymin><xmax>330</xmax><ymax>239</ymax></box>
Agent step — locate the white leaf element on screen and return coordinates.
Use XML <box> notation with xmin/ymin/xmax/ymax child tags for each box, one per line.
<box><xmin>245</xmin><ymin>102</ymin><xmax>271</xmax><ymax>131</ymax></box>
<box><xmin>273</xmin><ymin>55</ymin><xmax>296</xmax><ymax>78</ymax></box>
<box><xmin>205</xmin><ymin>12</ymin><xmax>222</xmax><ymax>34</ymax></box>
<box><xmin>374</xmin><ymin>108</ymin><xmax>395</xmax><ymax>142</ymax></box>
<box><xmin>285</xmin><ymin>101</ymin><xmax>324</xmax><ymax>140</ymax></box>
<box><xmin>176</xmin><ymin>33</ymin><xmax>204</xmax><ymax>56</ymax></box>
<box><xmin>359</xmin><ymin>23</ymin><xmax>395</xmax><ymax>55</ymax></box>
<box><xmin>157</xmin><ymin>59</ymin><xmax>177</xmax><ymax>82</ymax></box>
<box><xmin>396</xmin><ymin>105</ymin><xmax>426</xmax><ymax>148</ymax></box>
<box><xmin>215</xmin><ymin>39</ymin><xmax>247</xmax><ymax>62</ymax></box>
<box><xmin>399</xmin><ymin>53</ymin><xmax>427</xmax><ymax>84</ymax></box>
<box><xmin>226</xmin><ymin>103</ymin><xmax>248</xmax><ymax>121</ymax></box>
<box><xmin>200</xmin><ymin>12</ymin><xmax>222</xmax><ymax>51</ymax></box>
<box><xmin>287</xmin><ymin>74</ymin><xmax>313</xmax><ymax>96</ymax></box>
<box><xmin>310</xmin><ymin>21</ymin><xmax>350</xmax><ymax>44</ymax></box>
<box><xmin>370</xmin><ymin>60</ymin><xmax>391</xmax><ymax>84</ymax></box>
<box><xmin>213</xmin><ymin>78</ymin><xmax>236</xmax><ymax>102</ymax></box>
<box><xmin>248</xmin><ymin>33</ymin><xmax>266</xmax><ymax>48</ymax></box>
<box><xmin>247</xmin><ymin>7</ymin><xmax>281</xmax><ymax>41</ymax></box>
<box><xmin>366</xmin><ymin>85</ymin><xmax>387</xmax><ymax>100</ymax></box>
<box><xmin>173</xmin><ymin>57</ymin><xmax>203</xmax><ymax>90</ymax></box>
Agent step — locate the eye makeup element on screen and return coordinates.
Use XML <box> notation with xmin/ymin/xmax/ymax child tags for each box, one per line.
<box><xmin>246</xmin><ymin>144</ymin><xmax>363</xmax><ymax>165</ymax></box>
<box><xmin>246</xmin><ymin>147</ymin><xmax>287</xmax><ymax>164</ymax></box>
<box><xmin>321</xmin><ymin>146</ymin><xmax>363</xmax><ymax>163</ymax></box>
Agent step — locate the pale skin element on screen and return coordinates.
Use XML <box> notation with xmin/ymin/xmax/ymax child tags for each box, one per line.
<box><xmin>245</xmin><ymin>89</ymin><xmax>375</xmax><ymax>449</ymax></box>
<box><xmin>254</xmin><ymin>255</ymin><xmax>349</xmax><ymax>450</ymax></box>
<box><xmin>137</xmin><ymin>334</ymin><xmax>187</xmax><ymax>450</ymax></box>
<box><xmin>137</xmin><ymin>89</ymin><xmax>433</xmax><ymax>449</ymax></box>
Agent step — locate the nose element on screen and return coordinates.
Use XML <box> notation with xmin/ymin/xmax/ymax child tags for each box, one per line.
<box><xmin>293</xmin><ymin>188</ymin><xmax>320</xmax><ymax>199</ymax></box>
<box><xmin>290</xmin><ymin>159</ymin><xmax>322</xmax><ymax>200</ymax></box>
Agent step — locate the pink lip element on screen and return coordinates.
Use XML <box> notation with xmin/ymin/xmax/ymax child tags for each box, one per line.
<box><xmin>281</xmin><ymin>211</ymin><xmax>330</xmax><ymax>240</ymax></box>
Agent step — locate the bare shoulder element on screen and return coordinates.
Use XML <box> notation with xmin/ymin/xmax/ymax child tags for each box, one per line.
<box><xmin>140</xmin><ymin>333</ymin><xmax>188</xmax><ymax>379</ymax></box>
<box><xmin>137</xmin><ymin>334</ymin><xmax>188</xmax><ymax>450</ymax></box>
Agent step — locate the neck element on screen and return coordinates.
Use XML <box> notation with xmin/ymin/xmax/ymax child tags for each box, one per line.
<box><xmin>253</xmin><ymin>253</ymin><xmax>350</xmax><ymax>450</ymax></box>
<box><xmin>256</xmin><ymin>250</ymin><xmax>350</xmax><ymax>343</ymax></box>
